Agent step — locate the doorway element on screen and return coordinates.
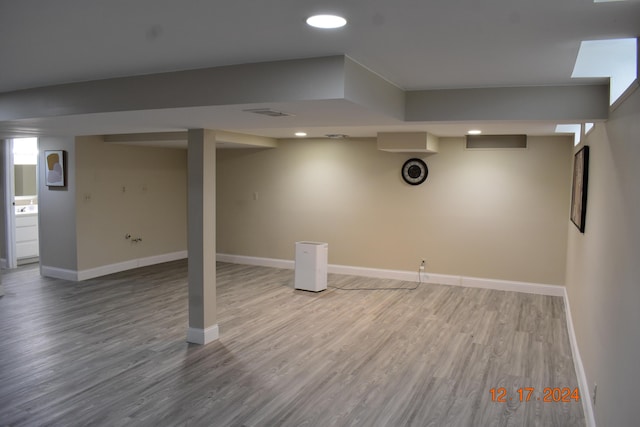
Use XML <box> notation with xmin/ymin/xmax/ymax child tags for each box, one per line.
<box><xmin>4</xmin><ymin>138</ymin><xmax>39</xmax><ymax>268</ymax></box>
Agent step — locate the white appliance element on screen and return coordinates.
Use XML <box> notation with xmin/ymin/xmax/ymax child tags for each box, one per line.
<box><xmin>294</xmin><ymin>241</ymin><xmax>328</xmax><ymax>292</ymax></box>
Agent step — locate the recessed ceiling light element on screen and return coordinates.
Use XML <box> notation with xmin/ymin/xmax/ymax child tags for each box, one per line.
<box><xmin>467</xmin><ymin>129</ymin><xmax>482</xmax><ymax>135</ymax></box>
<box><xmin>295</xmin><ymin>132</ymin><xmax>307</xmax><ymax>137</ymax></box>
<box><xmin>306</xmin><ymin>14</ymin><xmax>347</xmax><ymax>29</ymax></box>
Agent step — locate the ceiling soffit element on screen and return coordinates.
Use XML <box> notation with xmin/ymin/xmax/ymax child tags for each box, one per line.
<box><xmin>0</xmin><ymin>56</ymin><xmax>611</xmax><ymax>139</ymax></box>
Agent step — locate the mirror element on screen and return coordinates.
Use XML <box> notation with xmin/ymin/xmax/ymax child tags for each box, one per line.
<box><xmin>14</xmin><ymin>164</ymin><xmax>37</xmax><ymax>196</ymax></box>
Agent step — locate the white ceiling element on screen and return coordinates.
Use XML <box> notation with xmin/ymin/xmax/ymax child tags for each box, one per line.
<box><xmin>0</xmin><ymin>0</ymin><xmax>638</xmax><ymax>140</ymax></box>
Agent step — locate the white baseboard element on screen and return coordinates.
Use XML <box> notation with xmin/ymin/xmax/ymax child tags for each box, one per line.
<box><xmin>424</xmin><ymin>273</ymin><xmax>463</xmax><ymax>286</ymax></box>
<box><xmin>41</xmin><ymin>251</ymin><xmax>188</xmax><ymax>281</ymax></box>
<box><xmin>187</xmin><ymin>324</ymin><xmax>219</xmax><ymax>345</ymax></box>
<box><xmin>77</xmin><ymin>260</ymin><xmax>138</xmax><ymax>281</ymax></box>
<box><xmin>329</xmin><ymin>263</ymin><xmax>419</xmax><ymax>282</ymax></box>
<box><xmin>77</xmin><ymin>250</ymin><xmax>188</xmax><ymax>280</ymax></box>
<box><xmin>40</xmin><ymin>265</ymin><xmax>78</xmax><ymax>281</ymax></box>
<box><xmin>216</xmin><ymin>253</ymin><xmax>294</xmax><ymax>270</ymax></box>
<box><xmin>459</xmin><ymin>276</ymin><xmax>565</xmax><ymax>296</ymax></box>
<box><xmin>563</xmin><ymin>288</ymin><xmax>596</xmax><ymax>427</ymax></box>
<box><xmin>138</xmin><ymin>250</ymin><xmax>188</xmax><ymax>268</ymax></box>
<box><xmin>216</xmin><ymin>253</ymin><xmax>565</xmax><ymax>296</ymax></box>
<box><xmin>0</xmin><ymin>258</ymin><xmax>7</xmax><ymax>269</ymax></box>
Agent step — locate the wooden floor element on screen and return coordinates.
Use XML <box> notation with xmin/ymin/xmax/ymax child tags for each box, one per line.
<box><xmin>0</xmin><ymin>261</ymin><xmax>585</xmax><ymax>426</ymax></box>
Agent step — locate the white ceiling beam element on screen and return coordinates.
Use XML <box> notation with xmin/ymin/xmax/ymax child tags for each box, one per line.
<box><xmin>0</xmin><ymin>56</ymin><xmax>347</xmax><ymax>122</ymax></box>
<box><xmin>0</xmin><ymin>56</ymin><xmax>612</xmax><ymax>139</ymax></box>
<box><xmin>406</xmin><ymin>85</ymin><xmax>609</xmax><ymax>122</ymax></box>
<box><xmin>104</xmin><ymin>130</ymin><xmax>277</xmax><ymax>149</ymax></box>
<box><xmin>343</xmin><ymin>57</ymin><xmax>405</xmax><ymax>120</ymax></box>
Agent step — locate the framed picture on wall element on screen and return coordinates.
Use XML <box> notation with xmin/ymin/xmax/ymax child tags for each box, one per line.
<box><xmin>44</xmin><ymin>150</ymin><xmax>65</xmax><ymax>187</ymax></box>
<box><xmin>570</xmin><ymin>146</ymin><xmax>589</xmax><ymax>233</ymax></box>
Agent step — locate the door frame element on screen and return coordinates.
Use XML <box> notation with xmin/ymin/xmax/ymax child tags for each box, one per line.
<box><xmin>3</xmin><ymin>139</ymin><xmax>17</xmax><ymax>268</ymax></box>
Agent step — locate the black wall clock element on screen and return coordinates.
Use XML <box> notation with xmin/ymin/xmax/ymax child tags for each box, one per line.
<box><xmin>401</xmin><ymin>158</ymin><xmax>428</xmax><ymax>185</ymax></box>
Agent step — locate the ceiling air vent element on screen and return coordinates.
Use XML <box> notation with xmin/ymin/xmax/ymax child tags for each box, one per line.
<box><xmin>242</xmin><ymin>108</ymin><xmax>294</xmax><ymax>117</ymax></box>
<box><xmin>466</xmin><ymin>134</ymin><xmax>527</xmax><ymax>149</ymax></box>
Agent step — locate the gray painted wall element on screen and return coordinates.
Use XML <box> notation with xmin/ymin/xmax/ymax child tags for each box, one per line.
<box><xmin>38</xmin><ymin>136</ymin><xmax>77</xmax><ymax>271</ymax></box>
<box><xmin>565</xmin><ymin>87</ymin><xmax>640</xmax><ymax>426</ymax></box>
<box><xmin>217</xmin><ymin>135</ymin><xmax>572</xmax><ymax>285</ymax></box>
<box><xmin>75</xmin><ymin>136</ymin><xmax>187</xmax><ymax>271</ymax></box>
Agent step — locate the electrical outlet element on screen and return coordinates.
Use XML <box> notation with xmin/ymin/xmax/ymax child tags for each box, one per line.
<box><xmin>419</xmin><ymin>259</ymin><xmax>425</xmax><ymax>271</ymax></box>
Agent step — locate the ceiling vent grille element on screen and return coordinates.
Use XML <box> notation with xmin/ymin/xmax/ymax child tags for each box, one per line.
<box><xmin>242</xmin><ymin>108</ymin><xmax>294</xmax><ymax>117</ymax></box>
<box><xmin>466</xmin><ymin>134</ymin><xmax>527</xmax><ymax>149</ymax></box>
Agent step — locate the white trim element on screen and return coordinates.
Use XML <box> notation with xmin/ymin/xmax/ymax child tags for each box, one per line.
<box><xmin>329</xmin><ymin>263</ymin><xmax>417</xmax><ymax>281</ymax></box>
<box><xmin>77</xmin><ymin>250</ymin><xmax>188</xmax><ymax>281</ymax></box>
<box><xmin>4</xmin><ymin>139</ymin><xmax>17</xmax><ymax>269</ymax></box>
<box><xmin>424</xmin><ymin>273</ymin><xmax>462</xmax><ymax>286</ymax></box>
<box><xmin>216</xmin><ymin>253</ymin><xmax>565</xmax><ymax>296</ymax></box>
<box><xmin>138</xmin><ymin>250</ymin><xmax>188</xmax><ymax>268</ymax></box>
<box><xmin>216</xmin><ymin>253</ymin><xmax>294</xmax><ymax>270</ymax></box>
<box><xmin>40</xmin><ymin>251</ymin><xmax>188</xmax><ymax>281</ymax></box>
<box><xmin>460</xmin><ymin>276</ymin><xmax>565</xmax><ymax>296</ymax></box>
<box><xmin>563</xmin><ymin>288</ymin><xmax>596</xmax><ymax>427</ymax></box>
<box><xmin>77</xmin><ymin>259</ymin><xmax>138</xmax><ymax>281</ymax></box>
<box><xmin>187</xmin><ymin>324</ymin><xmax>219</xmax><ymax>345</ymax></box>
<box><xmin>40</xmin><ymin>265</ymin><xmax>78</xmax><ymax>281</ymax></box>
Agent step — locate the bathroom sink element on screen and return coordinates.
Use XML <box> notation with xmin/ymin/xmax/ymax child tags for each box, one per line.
<box><xmin>15</xmin><ymin>205</ymin><xmax>38</xmax><ymax>215</ymax></box>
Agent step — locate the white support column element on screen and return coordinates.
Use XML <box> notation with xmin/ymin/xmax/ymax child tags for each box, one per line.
<box><xmin>186</xmin><ymin>129</ymin><xmax>218</xmax><ymax>345</ymax></box>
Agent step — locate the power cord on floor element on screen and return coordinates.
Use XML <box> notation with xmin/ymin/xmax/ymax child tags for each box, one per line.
<box><xmin>328</xmin><ymin>267</ymin><xmax>423</xmax><ymax>291</ymax></box>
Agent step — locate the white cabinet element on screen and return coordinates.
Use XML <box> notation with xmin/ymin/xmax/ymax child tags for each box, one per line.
<box><xmin>15</xmin><ymin>213</ymin><xmax>39</xmax><ymax>260</ymax></box>
<box><xmin>294</xmin><ymin>241</ymin><xmax>328</xmax><ymax>292</ymax></box>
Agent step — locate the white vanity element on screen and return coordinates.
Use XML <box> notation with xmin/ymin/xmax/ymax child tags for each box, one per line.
<box><xmin>15</xmin><ymin>205</ymin><xmax>39</xmax><ymax>262</ymax></box>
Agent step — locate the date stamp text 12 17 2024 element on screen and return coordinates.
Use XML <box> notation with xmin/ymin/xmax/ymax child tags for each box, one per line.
<box><xmin>490</xmin><ymin>387</ymin><xmax>580</xmax><ymax>403</ymax></box>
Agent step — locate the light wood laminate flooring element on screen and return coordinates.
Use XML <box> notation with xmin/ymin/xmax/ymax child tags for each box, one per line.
<box><xmin>0</xmin><ymin>261</ymin><xmax>585</xmax><ymax>426</ymax></box>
